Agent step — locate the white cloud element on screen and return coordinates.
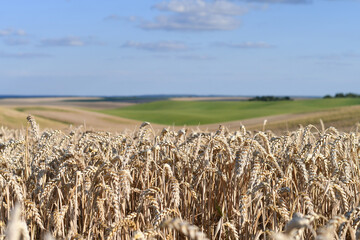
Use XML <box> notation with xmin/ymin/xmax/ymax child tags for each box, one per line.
<box><xmin>0</xmin><ymin>51</ymin><xmax>51</xmax><ymax>59</ymax></box>
<box><xmin>3</xmin><ymin>38</ymin><xmax>29</xmax><ymax>46</ymax></box>
<box><xmin>40</xmin><ymin>37</ymin><xmax>85</xmax><ymax>47</ymax></box>
<box><xmin>140</xmin><ymin>0</ymin><xmax>247</xmax><ymax>31</ymax></box>
<box><xmin>141</xmin><ymin>15</ymin><xmax>240</xmax><ymax>31</ymax></box>
<box><xmin>0</xmin><ymin>28</ymin><xmax>26</xmax><ymax>37</ymax></box>
<box><xmin>178</xmin><ymin>54</ymin><xmax>215</xmax><ymax>60</ymax></box>
<box><xmin>244</xmin><ymin>0</ymin><xmax>311</xmax><ymax>3</ymax></box>
<box><xmin>104</xmin><ymin>14</ymin><xmax>122</xmax><ymax>21</ymax></box>
<box><xmin>216</xmin><ymin>41</ymin><xmax>275</xmax><ymax>48</ymax></box>
<box><xmin>154</xmin><ymin>0</ymin><xmax>248</xmax><ymax>15</ymax></box>
<box><xmin>300</xmin><ymin>53</ymin><xmax>360</xmax><ymax>61</ymax></box>
<box><xmin>40</xmin><ymin>36</ymin><xmax>101</xmax><ymax>47</ymax></box>
<box><xmin>122</xmin><ymin>41</ymin><xmax>189</xmax><ymax>51</ymax></box>
<box><xmin>104</xmin><ymin>14</ymin><xmax>138</xmax><ymax>22</ymax></box>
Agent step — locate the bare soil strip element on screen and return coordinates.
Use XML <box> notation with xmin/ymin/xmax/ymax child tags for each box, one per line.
<box><xmin>2</xmin><ymin>105</ymin><xmax>163</xmax><ymax>132</ymax></box>
<box><xmin>199</xmin><ymin>105</ymin><xmax>360</xmax><ymax>133</ymax></box>
<box><xmin>0</xmin><ymin>106</ymin><xmax>68</xmax><ymax>129</ymax></box>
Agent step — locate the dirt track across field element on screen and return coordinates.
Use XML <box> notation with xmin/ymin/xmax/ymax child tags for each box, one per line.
<box><xmin>1</xmin><ymin>105</ymin><xmax>164</xmax><ymax>132</ymax></box>
<box><xmin>200</xmin><ymin>105</ymin><xmax>360</xmax><ymax>133</ymax></box>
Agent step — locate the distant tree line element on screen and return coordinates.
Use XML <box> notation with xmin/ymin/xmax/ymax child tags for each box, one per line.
<box><xmin>248</xmin><ymin>96</ymin><xmax>292</xmax><ymax>101</ymax></box>
<box><xmin>323</xmin><ymin>93</ymin><xmax>360</xmax><ymax>99</ymax></box>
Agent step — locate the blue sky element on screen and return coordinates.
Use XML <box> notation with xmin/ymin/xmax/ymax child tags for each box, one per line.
<box><xmin>0</xmin><ymin>0</ymin><xmax>359</xmax><ymax>96</ymax></box>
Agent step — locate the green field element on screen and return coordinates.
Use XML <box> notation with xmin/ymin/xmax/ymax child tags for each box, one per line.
<box><xmin>98</xmin><ymin>98</ymin><xmax>360</xmax><ymax>125</ymax></box>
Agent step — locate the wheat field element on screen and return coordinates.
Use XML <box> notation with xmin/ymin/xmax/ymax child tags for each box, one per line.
<box><xmin>0</xmin><ymin>116</ymin><xmax>360</xmax><ymax>239</ymax></box>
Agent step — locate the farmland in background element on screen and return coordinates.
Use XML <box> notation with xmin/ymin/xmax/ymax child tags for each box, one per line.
<box><xmin>0</xmin><ymin>96</ymin><xmax>360</xmax><ymax>133</ymax></box>
<box><xmin>97</xmin><ymin>98</ymin><xmax>360</xmax><ymax>125</ymax></box>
